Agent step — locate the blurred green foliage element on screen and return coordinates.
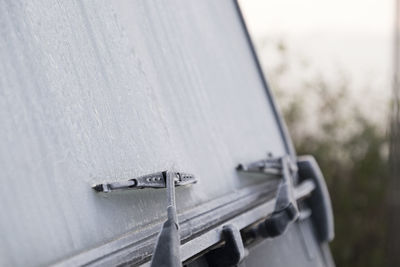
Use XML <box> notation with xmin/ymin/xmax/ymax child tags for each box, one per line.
<box><xmin>264</xmin><ymin>41</ymin><xmax>389</xmax><ymax>267</ymax></box>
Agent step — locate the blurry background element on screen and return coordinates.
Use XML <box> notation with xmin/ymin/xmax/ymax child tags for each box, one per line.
<box><xmin>239</xmin><ymin>1</ymin><xmax>397</xmax><ymax>266</ymax></box>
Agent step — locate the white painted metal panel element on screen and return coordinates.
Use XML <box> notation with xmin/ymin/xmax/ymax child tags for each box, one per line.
<box><xmin>0</xmin><ymin>0</ymin><xmax>286</xmax><ymax>266</ymax></box>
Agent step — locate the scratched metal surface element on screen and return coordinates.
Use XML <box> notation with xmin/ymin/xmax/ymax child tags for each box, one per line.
<box><xmin>0</xmin><ymin>0</ymin><xmax>286</xmax><ymax>266</ymax></box>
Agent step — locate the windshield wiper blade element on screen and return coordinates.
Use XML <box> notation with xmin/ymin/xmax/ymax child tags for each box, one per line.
<box><xmin>92</xmin><ymin>171</ymin><xmax>196</xmax><ymax>192</ymax></box>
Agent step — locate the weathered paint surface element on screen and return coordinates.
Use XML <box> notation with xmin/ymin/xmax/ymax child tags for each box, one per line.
<box><xmin>0</xmin><ymin>0</ymin><xmax>286</xmax><ymax>266</ymax></box>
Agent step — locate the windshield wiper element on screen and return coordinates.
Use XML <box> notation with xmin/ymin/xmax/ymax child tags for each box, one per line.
<box><xmin>92</xmin><ymin>171</ymin><xmax>197</xmax><ymax>267</ymax></box>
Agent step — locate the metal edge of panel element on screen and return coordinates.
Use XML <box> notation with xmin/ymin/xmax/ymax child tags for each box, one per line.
<box><xmin>233</xmin><ymin>0</ymin><xmax>297</xmax><ymax>160</ymax></box>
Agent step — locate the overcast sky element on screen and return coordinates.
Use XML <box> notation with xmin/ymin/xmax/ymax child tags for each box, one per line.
<box><xmin>240</xmin><ymin>0</ymin><xmax>394</xmax><ymax>36</ymax></box>
<box><xmin>239</xmin><ymin>0</ymin><xmax>394</xmax><ymax>125</ymax></box>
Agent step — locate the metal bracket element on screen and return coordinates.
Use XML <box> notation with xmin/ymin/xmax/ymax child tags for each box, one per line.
<box><xmin>92</xmin><ymin>171</ymin><xmax>197</xmax><ymax>193</ymax></box>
